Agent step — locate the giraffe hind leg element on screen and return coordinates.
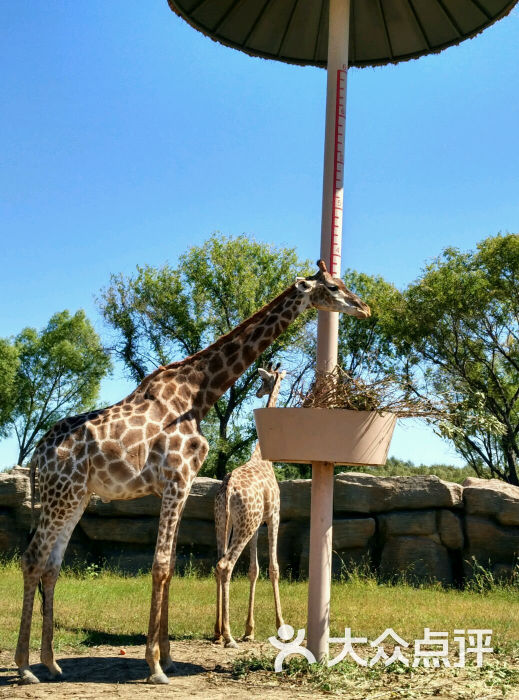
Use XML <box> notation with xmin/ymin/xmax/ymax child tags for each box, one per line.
<box><xmin>216</xmin><ymin>521</ymin><xmax>257</xmax><ymax>649</ymax></box>
<box><xmin>15</xmin><ymin>489</ymin><xmax>89</xmax><ymax>684</ymax></box>
<box><xmin>243</xmin><ymin>529</ymin><xmax>259</xmax><ymax>642</ymax></box>
<box><xmin>15</xmin><ymin>520</ymin><xmax>66</xmax><ymax>683</ymax></box>
<box><xmin>40</xmin><ymin>494</ymin><xmax>90</xmax><ymax>678</ymax></box>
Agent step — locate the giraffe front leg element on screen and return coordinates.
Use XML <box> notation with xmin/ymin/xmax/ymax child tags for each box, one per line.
<box><xmin>146</xmin><ymin>561</ymin><xmax>170</xmax><ymax>684</ymax></box>
<box><xmin>158</xmin><ymin>487</ymin><xmax>191</xmax><ymax>673</ymax></box>
<box><xmin>146</xmin><ymin>483</ymin><xmax>184</xmax><ymax>684</ymax></box>
<box><xmin>158</xmin><ymin>572</ymin><xmax>175</xmax><ymax>673</ymax></box>
<box><xmin>213</xmin><ymin>492</ymin><xmax>227</xmax><ymax>644</ymax></box>
<box><xmin>267</xmin><ymin>514</ymin><xmax>284</xmax><ymax>630</ymax></box>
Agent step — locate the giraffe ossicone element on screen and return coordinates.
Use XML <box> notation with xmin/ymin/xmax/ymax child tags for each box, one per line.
<box><xmin>15</xmin><ymin>260</ymin><xmax>369</xmax><ymax>685</ymax></box>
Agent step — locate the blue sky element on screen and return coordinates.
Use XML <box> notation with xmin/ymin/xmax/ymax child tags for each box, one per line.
<box><xmin>1</xmin><ymin>1</ymin><xmax>518</xmax><ymax>468</ymax></box>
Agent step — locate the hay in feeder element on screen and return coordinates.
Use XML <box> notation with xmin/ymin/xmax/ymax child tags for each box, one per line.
<box><xmin>296</xmin><ymin>366</ymin><xmax>439</xmax><ymax>418</ymax></box>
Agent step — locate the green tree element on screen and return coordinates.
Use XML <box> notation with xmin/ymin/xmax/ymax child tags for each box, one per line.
<box><xmin>2</xmin><ymin>310</ymin><xmax>111</xmax><ymax>466</ymax></box>
<box><xmin>338</xmin><ymin>270</ymin><xmax>400</xmax><ymax>379</ymax></box>
<box><xmin>99</xmin><ymin>233</ymin><xmax>312</xmax><ymax>479</ymax></box>
<box><xmin>389</xmin><ymin>233</ymin><xmax>519</xmax><ymax>484</ymax></box>
<box><xmin>0</xmin><ymin>339</ymin><xmax>19</xmax><ymax>436</ymax></box>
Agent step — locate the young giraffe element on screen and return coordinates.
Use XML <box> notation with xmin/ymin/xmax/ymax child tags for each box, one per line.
<box><xmin>214</xmin><ymin>363</ymin><xmax>285</xmax><ymax>648</ymax></box>
<box><xmin>15</xmin><ymin>260</ymin><xmax>370</xmax><ymax>685</ymax></box>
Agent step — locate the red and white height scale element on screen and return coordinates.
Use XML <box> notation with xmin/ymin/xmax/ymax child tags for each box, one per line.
<box><xmin>330</xmin><ymin>67</ymin><xmax>347</xmax><ymax>277</ymax></box>
<box><xmin>307</xmin><ymin>0</ymin><xmax>350</xmax><ymax>663</ymax></box>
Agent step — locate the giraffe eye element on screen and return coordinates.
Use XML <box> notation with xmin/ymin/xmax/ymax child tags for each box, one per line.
<box><xmin>327</xmin><ymin>284</ymin><xmax>339</xmax><ymax>292</ymax></box>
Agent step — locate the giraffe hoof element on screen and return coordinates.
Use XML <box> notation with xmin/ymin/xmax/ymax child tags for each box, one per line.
<box><xmin>224</xmin><ymin>639</ymin><xmax>238</xmax><ymax>649</ymax></box>
<box><xmin>18</xmin><ymin>668</ymin><xmax>40</xmax><ymax>685</ymax></box>
<box><xmin>147</xmin><ymin>672</ymin><xmax>170</xmax><ymax>685</ymax></box>
<box><xmin>160</xmin><ymin>657</ymin><xmax>177</xmax><ymax>674</ymax></box>
<box><xmin>212</xmin><ymin>636</ymin><xmax>223</xmax><ymax>645</ymax></box>
<box><xmin>242</xmin><ymin>635</ymin><xmax>254</xmax><ymax>642</ymax></box>
<box><xmin>47</xmin><ymin>662</ymin><xmax>63</xmax><ymax>679</ymax></box>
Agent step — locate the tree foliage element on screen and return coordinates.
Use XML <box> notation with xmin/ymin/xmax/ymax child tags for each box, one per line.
<box><xmin>338</xmin><ymin>270</ymin><xmax>401</xmax><ymax>380</ymax></box>
<box><xmin>0</xmin><ymin>310</ymin><xmax>111</xmax><ymax>466</ymax></box>
<box><xmin>0</xmin><ymin>339</ymin><xmax>19</xmax><ymax>437</ymax></box>
<box><xmin>388</xmin><ymin>233</ymin><xmax>519</xmax><ymax>484</ymax></box>
<box><xmin>99</xmin><ymin>233</ymin><xmax>312</xmax><ymax>478</ymax></box>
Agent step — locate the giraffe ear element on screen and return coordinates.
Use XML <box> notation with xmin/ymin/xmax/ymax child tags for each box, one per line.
<box><xmin>295</xmin><ymin>279</ymin><xmax>314</xmax><ymax>294</ymax></box>
<box><xmin>258</xmin><ymin>368</ymin><xmax>270</xmax><ymax>380</ymax></box>
<box><xmin>317</xmin><ymin>259</ymin><xmax>328</xmax><ymax>273</ymax></box>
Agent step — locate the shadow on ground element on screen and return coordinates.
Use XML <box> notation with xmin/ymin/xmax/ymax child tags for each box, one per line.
<box><xmin>73</xmin><ymin>629</ymin><xmax>147</xmax><ymax>647</ymax></box>
<box><xmin>0</xmin><ymin>655</ymin><xmax>212</xmax><ymax>686</ymax></box>
<box><xmin>54</xmin><ymin>626</ymin><xmax>200</xmax><ymax>647</ymax></box>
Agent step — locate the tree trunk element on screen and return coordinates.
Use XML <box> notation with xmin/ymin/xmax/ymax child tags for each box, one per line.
<box><xmin>215</xmin><ymin>449</ymin><xmax>229</xmax><ymax>481</ymax></box>
<box><xmin>503</xmin><ymin>434</ymin><xmax>519</xmax><ymax>485</ymax></box>
<box><xmin>17</xmin><ymin>446</ymin><xmax>26</xmax><ymax>467</ymax></box>
<box><xmin>216</xmin><ymin>414</ymin><xmax>230</xmax><ymax>481</ymax></box>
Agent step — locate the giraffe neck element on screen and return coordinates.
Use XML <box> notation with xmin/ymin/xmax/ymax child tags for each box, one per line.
<box><xmin>181</xmin><ymin>283</ymin><xmax>308</xmax><ymax>421</ymax></box>
<box><xmin>251</xmin><ymin>373</ymin><xmax>283</xmax><ymax>459</ymax></box>
<box><xmin>128</xmin><ymin>284</ymin><xmax>308</xmax><ymax>426</ymax></box>
<box><xmin>266</xmin><ymin>375</ymin><xmax>283</xmax><ymax>409</ymax></box>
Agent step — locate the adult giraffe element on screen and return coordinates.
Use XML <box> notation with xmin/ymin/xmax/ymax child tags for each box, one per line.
<box><xmin>15</xmin><ymin>260</ymin><xmax>370</xmax><ymax>685</ymax></box>
<box><xmin>214</xmin><ymin>363</ymin><xmax>286</xmax><ymax>649</ymax></box>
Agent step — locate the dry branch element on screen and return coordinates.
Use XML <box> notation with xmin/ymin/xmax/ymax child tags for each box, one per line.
<box><xmin>296</xmin><ymin>366</ymin><xmax>440</xmax><ymax>418</ymax></box>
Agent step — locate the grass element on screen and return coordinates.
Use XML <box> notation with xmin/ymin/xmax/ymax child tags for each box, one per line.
<box><xmin>2</xmin><ymin>557</ymin><xmax>519</xmax><ymax>696</ymax></box>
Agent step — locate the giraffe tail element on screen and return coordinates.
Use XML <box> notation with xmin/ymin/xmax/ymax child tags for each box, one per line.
<box><xmin>215</xmin><ymin>473</ymin><xmax>232</xmax><ymax>557</ymax></box>
<box><xmin>29</xmin><ymin>455</ymin><xmax>38</xmax><ymax>533</ymax></box>
<box><xmin>27</xmin><ymin>455</ymin><xmax>45</xmax><ymax>613</ymax></box>
<box><xmin>223</xmin><ymin>475</ymin><xmax>232</xmax><ymax>554</ymax></box>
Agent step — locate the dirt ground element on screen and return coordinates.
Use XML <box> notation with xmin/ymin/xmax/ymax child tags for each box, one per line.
<box><xmin>2</xmin><ymin>641</ymin><xmax>519</xmax><ymax>700</ymax></box>
<box><xmin>0</xmin><ymin>641</ymin><xmax>318</xmax><ymax>700</ymax></box>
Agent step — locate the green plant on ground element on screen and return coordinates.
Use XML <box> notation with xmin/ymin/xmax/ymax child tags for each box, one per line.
<box><xmin>232</xmin><ymin>651</ymin><xmax>519</xmax><ymax>698</ymax></box>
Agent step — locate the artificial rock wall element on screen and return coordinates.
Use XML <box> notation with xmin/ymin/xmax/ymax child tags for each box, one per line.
<box><xmin>1</xmin><ymin>468</ymin><xmax>519</xmax><ymax>585</ymax></box>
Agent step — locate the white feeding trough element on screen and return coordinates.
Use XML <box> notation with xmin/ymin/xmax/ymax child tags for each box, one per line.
<box><xmin>254</xmin><ymin>407</ymin><xmax>396</xmax><ymax>466</ymax></box>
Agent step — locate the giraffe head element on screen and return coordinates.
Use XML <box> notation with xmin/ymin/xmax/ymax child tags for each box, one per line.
<box><xmin>256</xmin><ymin>362</ymin><xmax>286</xmax><ymax>398</ymax></box>
<box><xmin>295</xmin><ymin>260</ymin><xmax>370</xmax><ymax>318</ymax></box>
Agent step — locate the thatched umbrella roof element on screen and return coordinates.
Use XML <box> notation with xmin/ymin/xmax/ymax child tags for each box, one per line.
<box><xmin>167</xmin><ymin>0</ymin><xmax>518</xmax><ymax>68</ymax></box>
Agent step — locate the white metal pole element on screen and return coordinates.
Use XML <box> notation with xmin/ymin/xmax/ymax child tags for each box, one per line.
<box><xmin>307</xmin><ymin>0</ymin><xmax>350</xmax><ymax>663</ymax></box>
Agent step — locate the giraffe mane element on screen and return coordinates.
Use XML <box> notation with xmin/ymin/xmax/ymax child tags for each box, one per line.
<box><xmin>163</xmin><ymin>283</ymin><xmax>297</xmax><ymax>369</ymax></box>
